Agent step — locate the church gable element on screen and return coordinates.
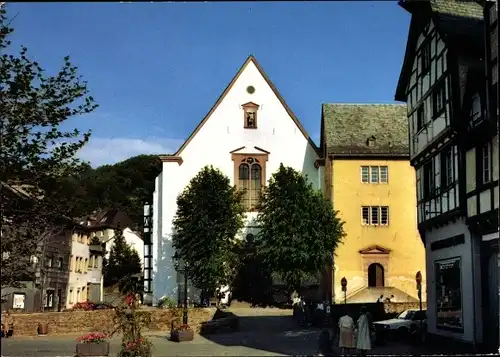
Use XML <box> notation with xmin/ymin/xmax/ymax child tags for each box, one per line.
<box><xmin>173</xmin><ymin>55</ymin><xmax>319</xmax><ymax>157</ymax></box>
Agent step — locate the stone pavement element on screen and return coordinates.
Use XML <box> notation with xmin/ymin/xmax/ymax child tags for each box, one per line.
<box><xmin>0</xmin><ymin>308</ymin><xmax>430</xmax><ymax>356</ymax></box>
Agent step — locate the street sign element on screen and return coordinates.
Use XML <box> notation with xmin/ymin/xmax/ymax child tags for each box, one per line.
<box><xmin>341</xmin><ymin>277</ymin><xmax>347</xmax><ymax>292</ymax></box>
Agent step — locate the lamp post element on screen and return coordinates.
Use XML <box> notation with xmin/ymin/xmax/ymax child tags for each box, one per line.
<box><xmin>176</xmin><ymin>258</ymin><xmax>189</xmax><ymax>325</ymax></box>
<box><xmin>416</xmin><ymin>271</ymin><xmax>423</xmax><ymax>342</ymax></box>
<box><xmin>341</xmin><ymin>277</ymin><xmax>347</xmax><ymax>304</ymax></box>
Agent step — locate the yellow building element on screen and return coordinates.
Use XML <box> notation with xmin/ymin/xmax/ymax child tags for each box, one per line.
<box><xmin>320</xmin><ymin>104</ymin><xmax>426</xmax><ymax>303</ymax></box>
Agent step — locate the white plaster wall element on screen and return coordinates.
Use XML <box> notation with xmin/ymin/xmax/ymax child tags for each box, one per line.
<box><xmin>67</xmin><ymin>241</ymin><xmax>90</xmax><ymax>309</ymax></box>
<box><xmin>104</xmin><ymin>228</ymin><xmax>144</xmax><ymax>263</ymax></box>
<box><xmin>152</xmin><ymin>60</ymin><xmax>319</xmax><ymax>302</ymax></box>
<box><xmin>425</xmin><ymin>219</ymin><xmax>483</xmax><ymax>344</ymax></box>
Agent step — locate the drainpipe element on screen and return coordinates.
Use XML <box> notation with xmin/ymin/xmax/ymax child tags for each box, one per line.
<box><xmin>471</xmin><ymin>235</ymin><xmax>477</xmax><ymax>352</ymax></box>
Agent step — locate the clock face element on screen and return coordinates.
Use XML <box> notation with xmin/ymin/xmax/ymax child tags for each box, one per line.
<box><xmin>246</xmin><ymin>85</ymin><xmax>255</xmax><ymax>94</ymax></box>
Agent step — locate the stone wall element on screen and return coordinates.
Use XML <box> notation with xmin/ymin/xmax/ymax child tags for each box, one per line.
<box><xmin>3</xmin><ymin>307</ymin><xmax>216</xmax><ymax>336</ymax></box>
<box><xmin>383</xmin><ymin>301</ymin><xmax>427</xmax><ymax>314</ymax></box>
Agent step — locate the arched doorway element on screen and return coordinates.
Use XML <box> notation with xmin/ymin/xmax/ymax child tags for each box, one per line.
<box><xmin>368</xmin><ymin>263</ymin><xmax>385</xmax><ymax>287</ymax></box>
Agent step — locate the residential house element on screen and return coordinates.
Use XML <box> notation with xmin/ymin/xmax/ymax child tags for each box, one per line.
<box><xmin>0</xmin><ymin>181</ymin><xmax>86</xmax><ymax>312</ymax></box>
<box><xmin>394</xmin><ymin>0</ymin><xmax>498</xmax><ymax>350</ymax></box>
<box><xmin>476</xmin><ymin>0</ymin><xmax>499</xmax><ymax>351</ymax></box>
<box><xmin>150</xmin><ymin>55</ymin><xmax>321</xmax><ymax>304</ymax></box>
<box><xmin>319</xmin><ymin>104</ymin><xmax>426</xmax><ymax>303</ymax></box>
<box><xmin>85</xmin><ymin>209</ymin><xmax>144</xmax><ymax>269</ymax></box>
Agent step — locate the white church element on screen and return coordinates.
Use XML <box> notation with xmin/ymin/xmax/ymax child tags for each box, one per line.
<box><xmin>149</xmin><ymin>55</ymin><xmax>322</xmax><ymax>304</ymax></box>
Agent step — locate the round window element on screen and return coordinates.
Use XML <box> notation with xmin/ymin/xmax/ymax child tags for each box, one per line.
<box><xmin>246</xmin><ymin>85</ymin><xmax>255</xmax><ymax>94</ymax></box>
<box><xmin>246</xmin><ymin>158</ymin><xmax>254</xmax><ymax>164</ymax></box>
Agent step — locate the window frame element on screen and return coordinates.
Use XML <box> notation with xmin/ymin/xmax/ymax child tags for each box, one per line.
<box><xmin>420</xmin><ymin>40</ymin><xmax>431</xmax><ymax>75</ymax></box>
<box><xmin>361</xmin><ymin>166</ymin><xmax>388</xmax><ymax>184</ymax></box>
<box><xmin>416</xmin><ymin>105</ymin><xmax>425</xmax><ymax>133</ymax></box>
<box><xmin>440</xmin><ymin>147</ymin><xmax>453</xmax><ymax>189</ymax></box>
<box><xmin>482</xmin><ymin>142</ymin><xmax>491</xmax><ymax>184</ymax></box>
<box><xmin>432</xmin><ymin>80</ymin><xmax>446</xmax><ymax>119</ymax></box>
<box><xmin>423</xmin><ymin>159</ymin><xmax>435</xmax><ymax>199</ymax></box>
<box><xmin>361</xmin><ymin>166</ymin><xmax>369</xmax><ymax>183</ymax></box>
<box><xmin>361</xmin><ymin>206</ymin><xmax>389</xmax><ymax>226</ymax></box>
<box><xmin>232</xmin><ymin>153</ymin><xmax>268</xmax><ymax>212</ymax></box>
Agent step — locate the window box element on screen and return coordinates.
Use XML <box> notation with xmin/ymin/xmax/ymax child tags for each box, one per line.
<box><xmin>76</xmin><ymin>341</ymin><xmax>110</xmax><ymax>356</ymax></box>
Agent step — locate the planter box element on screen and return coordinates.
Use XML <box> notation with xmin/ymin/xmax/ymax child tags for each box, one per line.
<box><xmin>76</xmin><ymin>342</ymin><xmax>110</xmax><ymax>356</ymax></box>
<box><xmin>170</xmin><ymin>329</ymin><xmax>194</xmax><ymax>342</ymax></box>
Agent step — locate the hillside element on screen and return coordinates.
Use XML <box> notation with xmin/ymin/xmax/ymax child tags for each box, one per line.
<box><xmin>74</xmin><ymin>154</ymin><xmax>162</xmax><ymax>228</ymax></box>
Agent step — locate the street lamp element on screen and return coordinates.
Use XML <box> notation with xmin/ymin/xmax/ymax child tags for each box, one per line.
<box><xmin>175</xmin><ymin>257</ymin><xmax>189</xmax><ymax>325</ymax></box>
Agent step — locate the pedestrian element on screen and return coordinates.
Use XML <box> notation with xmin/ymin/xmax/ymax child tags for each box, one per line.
<box><xmin>338</xmin><ymin>313</ymin><xmax>355</xmax><ymax>355</ymax></box>
<box><xmin>376</xmin><ymin>295</ymin><xmax>384</xmax><ymax>303</ymax></box>
<box><xmin>356</xmin><ymin>306</ymin><xmax>372</xmax><ymax>356</ymax></box>
<box><xmin>2</xmin><ymin>310</ymin><xmax>11</xmax><ymax>338</ymax></box>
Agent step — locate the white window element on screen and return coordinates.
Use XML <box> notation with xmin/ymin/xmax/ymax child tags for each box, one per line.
<box><xmin>483</xmin><ymin>142</ymin><xmax>491</xmax><ymax>184</ymax></box>
<box><xmin>362</xmin><ymin>166</ymin><xmax>388</xmax><ymax>184</ymax></box>
<box><xmin>362</xmin><ymin>206</ymin><xmax>389</xmax><ymax>226</ymax></box>
<box><xmin>380</xmin><ymin>166</ymin><xmax>388</xmax><ymax>183</ymax></box>
<box><xmin>362</xmin><ymin>207</ymin><xmax>370</xmax><ymax>224</ymax></box>
<box><xmin>144</xmin><ymin>245</ymin><xmax>150</xmax><ymax>256</ymax></box>
<box><xmin>361</xmin><ymin>166</ymin><xmax>369</xmax><ymax>183</ymax></box>
<box><xmin>380</xmin><ymin>207</ymin><xmax>389</xmax><ymax>225</ymax></box>
<box><xmin>370</xmin><ymin>166</ymin><xmax>379</xmax><ymax>183</ymax></box>
<box><xmin>470</xmin><ymin>93</ymin><xmax>482</xmax><ymax>122</ymax></box>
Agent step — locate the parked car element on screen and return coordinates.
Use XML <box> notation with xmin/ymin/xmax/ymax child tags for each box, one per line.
<box><xmin>373</xmin><ymin>309</ymin><xmax>427</xmax><ymax>341</ymax></box>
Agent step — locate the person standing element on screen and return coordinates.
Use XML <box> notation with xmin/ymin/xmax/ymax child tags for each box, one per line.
<box><xmin>376</xmin><ymin>295</ymin><xmax>384</xmax><ymax>303</ymax></box>
<box><xmin>338</xmin><ymin>314</ymin><xmax>355</xmax><ymax>355</ymax></box>
<box><xmin>356</xmin><ymin>306</ymin><xmax>372</xmax><ymax>356</ymax></box>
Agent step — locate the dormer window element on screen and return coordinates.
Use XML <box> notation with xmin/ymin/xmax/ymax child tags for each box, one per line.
<box><xmin>242</xmin><ymin>102</ymin><xmax>259</xmax><ymax>129</ymax></box>
<box><xmin>366</xmin><ymin>136</ymin><xmax>376</xmax><ymax>147</ymax></box>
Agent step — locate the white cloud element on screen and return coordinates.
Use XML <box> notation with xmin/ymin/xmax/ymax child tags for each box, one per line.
<box><xmin>77</xmin><ymin>137</ymin><xmax>184</xmax><ymax>167</ymax></box>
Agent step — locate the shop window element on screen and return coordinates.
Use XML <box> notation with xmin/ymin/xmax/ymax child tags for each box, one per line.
<box><xmin>435</xmin><ymin>257</ymin><xmax>463</xmax><ymax>329</ymax></box>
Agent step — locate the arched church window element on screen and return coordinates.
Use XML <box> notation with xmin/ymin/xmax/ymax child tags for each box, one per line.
<box><xmin>238</xmin><ymin>157</ymin><xmax>262</xmax><ymax>211</ymax></box>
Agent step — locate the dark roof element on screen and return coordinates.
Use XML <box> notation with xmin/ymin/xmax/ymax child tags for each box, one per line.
<box><xmin>321</xmin><ymin>104</ymin><xmax>409</xmax><ymax>157</ymax></box>
<box><xmin>395</xmin><ymin>0</ymin><xmax>484</xmax><ymax>101</ymax></box>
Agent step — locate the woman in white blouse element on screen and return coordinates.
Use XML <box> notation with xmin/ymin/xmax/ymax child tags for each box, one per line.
<box><xmin>338</xmin><ymin>314</ymin><xmax>355</xmax><ymax>355</ymax></box>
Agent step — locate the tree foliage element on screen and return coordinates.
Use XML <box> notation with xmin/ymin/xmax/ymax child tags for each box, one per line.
<box><xmin>74</xmin><ymin>155</ymin><xmax>162</xmax><ymax>227</ymax></box>
<box><xmin>172</xmin><ymin>166</ymin><xmax>246</xmax><ymax>293</ymax></box>
<box><xmin>0</xmin><ymin>6</ymin><xmax>97</xmax><ymax>287</ymax></box>
<box><xmin>255</xmin><ymin>164</ymin><xmax>345</xmax><ymax>292</ymax></box>
<box><xmin>103</xmin><ymin>229</ymin><xmax>142</xmax><ymax>287</ymax></box>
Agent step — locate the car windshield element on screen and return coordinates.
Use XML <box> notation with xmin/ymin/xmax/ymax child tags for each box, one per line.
<box><xmin>397</xmin><ymin>310</ymin><xmax>414</xmax><ymax>320</ymax></box>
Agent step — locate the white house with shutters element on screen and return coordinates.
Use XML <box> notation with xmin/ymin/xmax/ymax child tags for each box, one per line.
<box><xmin>150</xmin><ymin>55</ymin><xmax>321</xmax><ymax>304</ymax></box>
<box><xmin>395</xmin><ymin>0</ymin><xmax>498</xmax><ymax>351</ymax></box>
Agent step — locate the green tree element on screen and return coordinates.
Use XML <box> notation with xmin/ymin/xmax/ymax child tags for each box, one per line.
<box><xmin>103</xmin><ymin>229</ymin><xmax>142</xmax><ymax>287</ymax></box>
<box><xmin>0</xmin><ymin>6</ymin><xmax>97</xmax><ymax>288</ymax></box>
<box><xmin>255</xmin><ymin>164</ymin><xmax>345</xmax><ymax>293</ymax></box>
<box><xmin>172</xmin><ymin>166</ymin><xmax>246</xmax><ymax>293</ymax></box>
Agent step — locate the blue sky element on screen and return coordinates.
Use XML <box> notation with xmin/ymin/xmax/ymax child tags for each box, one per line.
<box><xmin>7</xmin><ymin>1</ymin><xmax>410</xmax><ymax>167</ymax></box>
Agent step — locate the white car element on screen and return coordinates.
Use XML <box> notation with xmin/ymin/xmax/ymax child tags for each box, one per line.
<box><xmin>373</xmin><ymin>309</ymin><xmax>427</xmax><ymax>339</ymax></box>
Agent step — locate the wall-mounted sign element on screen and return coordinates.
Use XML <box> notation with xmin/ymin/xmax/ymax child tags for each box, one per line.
<box><xmin>12</xmin><ymin>293</ymin><xmax>25</xmax><ymax>309</ymax></box>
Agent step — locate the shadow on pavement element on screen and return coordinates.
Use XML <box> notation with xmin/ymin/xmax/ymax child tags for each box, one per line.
<box><xmin>200</xmin><ymin>314</ymin><xmax>320</xmax><ymax>356</ymax></box>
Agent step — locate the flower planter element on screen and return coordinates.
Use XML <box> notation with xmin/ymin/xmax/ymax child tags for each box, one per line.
<box><xmin>37</xmin><ymin>322</ymin><xmax>48</xmax><ymax>335</ymax></box>
<box><xmin>76</xmin><ymin>342</ymin><xmax>110</xmax><ymax>356</ymax></box>
<box><xmin>170</xmin><ymin>328</ymin><xmax>194</xmax><ymax>342</ymax></box>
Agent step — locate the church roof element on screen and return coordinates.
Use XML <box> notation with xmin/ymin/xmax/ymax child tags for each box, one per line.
<box><xmin>321</xmin><ymin>104</ymin><xmax>409</xmax><ymax>157</ymax></box>
<box><xmin>168</xmin><ymin>55</ymin><xmax>320</xmax><ymax>158</ymax></box>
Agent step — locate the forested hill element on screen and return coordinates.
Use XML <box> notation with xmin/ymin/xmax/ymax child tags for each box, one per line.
<box><xmin>75</xmin><ymin>154</ymin><xmax>162</xmax><ymax>228</ymax></box>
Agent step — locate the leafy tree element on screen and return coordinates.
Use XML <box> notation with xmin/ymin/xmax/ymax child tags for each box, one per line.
<box><xmin>103</xmin><ymin>229</ymin><xmax>142</xmax><ymax>287</ymax></box>
<box><xmin>73</xmin><ymin>155</ymin><xmax>162</xmax><ymax>227</ymax></box>
<box><xmin>0</xmin><ymin>6</ymin><xmax>97</xmax><ymax>287</ymax></box>
<box><xmin>172</xmin><ymin>166</ymin><xmax>246</xmax><ymax>294</ymax></box>
<box><xmin>255</xmin><ymin>164</ymin><xmax>345</xmax><ymax>293</ymax></box>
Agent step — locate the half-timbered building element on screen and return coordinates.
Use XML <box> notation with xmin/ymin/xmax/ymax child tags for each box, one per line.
<box><xmin>394</xmin><ymin>0</ymin><xmax>495</xmax><ymax>350</ymax></box>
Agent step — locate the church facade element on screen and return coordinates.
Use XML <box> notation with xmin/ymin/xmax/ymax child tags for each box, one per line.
<box><xmin>149</xmin><ymin>56</ymin><xmax>321</xmax><ymax>303</ymax></box>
